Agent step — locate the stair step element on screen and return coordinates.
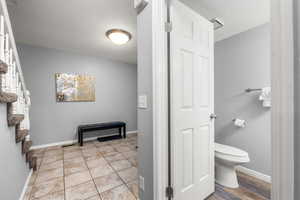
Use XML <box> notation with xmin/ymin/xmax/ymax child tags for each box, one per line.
<box><xmin>15</xmin><ymin>127</ymin><xmax>29</xmax><ymax>143</ymax></box>
<box><xmin>7</xmin><ymin>114</ymin><xmax>24</xmax><ymax>126</ymax></box>
<box><xmin>29</xmin><ymin>156</ymin><xmax>37</xmax><ymax>171</ymax></box>
<box><xmin>0</xmin><ymin>60</ymin><xmax>8</xmax><ymax>74</ymax></box>
<box><xmin>0</xmin><ymin>92</ymin><xmax>17</xmax><ymax>103</ymax></box>
<box><xmin>26</xmin><ymin>150</ymin><xmax>33</xmax><ymax>163</ymax></box>
<box><xmin>7</xmin><ymin>103</ymin><xmax>24</xmax><ymax>126</ymax></box>
<box><xmin>22</xmin><ymin>140</ymin><xmax>32</xmax><ymax>154</ymax></box>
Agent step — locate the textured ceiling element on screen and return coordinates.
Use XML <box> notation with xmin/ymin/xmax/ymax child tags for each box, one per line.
<box><xmin>7</xmin><ymin>0</ymin><xmax>137</xmax><ymax>64</ymax></box>
<box><xmin>180</xmin><ymin>0</ymin><xmax>270</xmax><ymax>41</ymax></box>
<box><xmin>7</xmin><ymin>0</ymin><xmax>269</xmax><ymax>65</ymax></box>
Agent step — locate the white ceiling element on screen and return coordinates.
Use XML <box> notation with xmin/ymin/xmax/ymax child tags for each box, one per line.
<box><xmin>180</xmin><ymin>0</ymin><xmax>270</xmax><ymax>41</ymax></box>
<box><xmin>7</xmin><ymin>0</ymin><xmax>137</xmax><ymax>64</ymax></box>
<box><xmin>7</xmin><ymin>0</ymin><xmax>269</xmax><ymax>65</ymax></box>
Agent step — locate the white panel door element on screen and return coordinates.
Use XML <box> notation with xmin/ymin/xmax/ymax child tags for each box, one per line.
<box><xmin>170</xmin><ymin>1</ymin><xmax>214</xmax><ymax>199</ymax></box>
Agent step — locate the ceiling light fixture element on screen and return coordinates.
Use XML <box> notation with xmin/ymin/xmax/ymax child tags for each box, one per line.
<box><xmin>106</xmin><ymin>29</ymin><xmax>132</xmax><ymax>45</ymax></box>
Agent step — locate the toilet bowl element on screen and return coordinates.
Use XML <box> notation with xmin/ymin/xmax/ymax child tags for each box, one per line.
<box><xmin>215</xmin><ymin>143</ymin><xmax>250</xmax><ymax>188</ymax></box>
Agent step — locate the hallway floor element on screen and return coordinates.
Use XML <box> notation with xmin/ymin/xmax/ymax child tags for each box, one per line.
<box><xmin>24</xmin><ymin>134</ymin><xmax>138</xmax><ymax>200</ymax></box>
<box><xmin>23</xmin><ymin>133</ymin><xmax>270</xmax><ymax>200</ymax></box>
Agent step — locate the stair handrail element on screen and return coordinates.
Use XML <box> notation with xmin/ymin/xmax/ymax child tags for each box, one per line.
<box><xmin>0</xmin><ymin>0</ymin><xmax>28</xmax><ymax>102</ymax></box>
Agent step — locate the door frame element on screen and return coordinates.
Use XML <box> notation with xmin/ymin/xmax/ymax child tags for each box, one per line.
<box><xmin>152</xmin><ymin>0</ymin><xmax>169</xmax><ymax>199</ymax></box>
<box><xmin>270</xmin><ymin>0</ymin><xmax>294</xmax><ymax>199</ymax></box>
<box><xmin>152</xmin><ymin>0</ymin><xmax>295</xmax><ymax>199</ymax></box>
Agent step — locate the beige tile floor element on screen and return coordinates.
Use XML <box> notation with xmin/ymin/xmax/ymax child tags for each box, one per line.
<box><xmin>24</xmin><ymin>134</ymin><xmax>138</xmax><ymax>200</ymax></box>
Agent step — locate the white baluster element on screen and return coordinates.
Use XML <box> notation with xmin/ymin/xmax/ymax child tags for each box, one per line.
<box><xmin>20</xmin><ymin>92</ymin><xmax>23</xmax><ymax>115</ymax></box>
<box><xmin>0</xmin><ymin>15</ymin><xmax>4</xmax><ymax>61</ymax></box>
<box><xmin>24</xmin><ymin>104</ymin><xmax>28</xmax><ymax>130</ymax></box>
<box><xmin>5</xmin><ymin>52</ymin><xmax>10</xmax><ymax>92</ymax></box>
<box><xmin>25</xmin><ymin>90</ymin><xmax>31</xmax><ymax>130</ymax></box>
<box><xmin>8</xmin><ymin>48</ymin><xmax>13</xmax><ymax>92</ymax></box>
<box><xmin>11</xmin><ymin>61</ymin><xmax>16</xmax><ymax>93</ymax></box>
<box><xmin>12</xmin><ymin>79</ymin><xmax>19</xmax><ymax>114</ymax></box>
<box><xmin>2</xmin><ymin>33</ymin><xmax>9</xmax><ymax>92</ymax></box>
<box><xmin>1</xmin><ymin>33</ymin><xmax>7</xmax><ymax>92</ymax></box>
<box><xmin>13</xmin><ymin>82</ymin><xmax>17</xmax><ymax>114</ymax></box>
<box><xmin>17</xmin><ymin>82</ymin><xmax>21</xmax><ymax>113</ymax></box>
<box><xmin>26</xmin><ymin>106</ymin><xmax>30</xmax><ymax>130</ymax></box>
<box><xmin>0</xmin><ymin>15</ymin><xmax>4</xmax><ymax>93</ymax></box>
<box><xmin>19</xmin><ymin>92</ymin><xmax>24</xmax><ymax>129</ymax></box>
<box><xmin>22</xmin><ymin>95</ymin><xmax>25</xmax><ymax>115</ymax></box>
<box><xmin>20</xmin><ymin>106</ymin><xmax>25</xmax><ymax>129</ymax></box>
<box><xmin>4</xmin><ymin>33</ymin><xmax>9</xmax><ymax>63</ymax></box>
<box><xmin>15</xmin><ymin>71</ymin><xmax>19</xmax><ymax>93</ymax></box>
<box><xmin>6</xmin><ymin>48</ymin><xmax>12</xmax><ymax>92</ymax></box>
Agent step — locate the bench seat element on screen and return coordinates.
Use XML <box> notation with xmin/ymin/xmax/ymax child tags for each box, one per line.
<box><xmin>78</xmin><ymin>121</ymin><xmax>126</xmax><ymax>146</ymax></box>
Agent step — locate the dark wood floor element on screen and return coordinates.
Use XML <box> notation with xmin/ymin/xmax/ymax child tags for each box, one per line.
<box><xmin>206</xmin><ymin>172</ymin><xmax>271</xmax><ymax>200</ymax></box>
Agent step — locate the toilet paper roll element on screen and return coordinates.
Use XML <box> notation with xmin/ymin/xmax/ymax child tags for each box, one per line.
<box><xmin>233</xmin><ymin>118</ymin><xmax>246</xmax><ymax>128</ymax></box>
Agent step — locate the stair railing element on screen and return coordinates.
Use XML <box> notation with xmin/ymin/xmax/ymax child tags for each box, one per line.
<box><xmin>0</xmin><ymin>0</ymin><xmax>36</xmax><ymax>171</ymax></box>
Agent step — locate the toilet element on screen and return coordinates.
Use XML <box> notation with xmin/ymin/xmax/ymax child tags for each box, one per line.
<box><xmin>215</xmin><ymin>143</ymin><xmax>250</xmax><ymax>188</ymax></box>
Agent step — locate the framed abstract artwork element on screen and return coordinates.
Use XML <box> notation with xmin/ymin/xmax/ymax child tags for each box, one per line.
<box><xmin>55</xmin><ymin>73</ymin><xmax>95</xmax><ymax>102</ymax></box>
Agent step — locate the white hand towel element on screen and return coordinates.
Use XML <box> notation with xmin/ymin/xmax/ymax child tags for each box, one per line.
<box><xmin>233</xmin><ymin>118</ymin><xmax>246</xmax><ymax>128</ymax></box>
<box><xmin>259</xmin><ymin>87</ymin><xmax>271</xmax><ymax>107</ymax></box>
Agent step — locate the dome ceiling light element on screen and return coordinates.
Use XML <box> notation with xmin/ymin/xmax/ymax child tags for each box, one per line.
<box><xmin>106</xmin><ymin>29</ymin><xmax>132</xmax><ymax>45</ymax></box>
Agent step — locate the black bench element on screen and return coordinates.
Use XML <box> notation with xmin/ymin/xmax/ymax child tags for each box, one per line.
<box><xmin>78</xmin><ymin>121</ymin><xmax>126</xmax><ymax>146</ymax></box>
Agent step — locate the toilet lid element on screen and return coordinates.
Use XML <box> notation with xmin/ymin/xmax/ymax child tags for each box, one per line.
<box><xmin>215</xmin><ymin>143</ymin><xmax>248</xmax><ymax>157</ymax></box>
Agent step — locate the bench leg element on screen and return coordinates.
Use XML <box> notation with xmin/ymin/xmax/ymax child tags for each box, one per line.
<box><xmin>123</xmin><ymin>125</ymin><xmax>126</xmax><ymax>138</ymax></box>
<box><xmin>78</xmin><ymin>129</ymin><xmax>81</xmax><ymax>146</ymax></box>
<box><xmin>78</xmin><ymin>130</ymin><xmax>83</xmax><ymax>146</ymax></box>
<box><xmin>118</xmin><ymin>128</ymin><xmax>122</xmax><ymax>138</ymax></box>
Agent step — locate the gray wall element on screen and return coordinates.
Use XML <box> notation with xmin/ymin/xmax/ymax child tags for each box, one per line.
<box><xmin>0</xmin><ymin>104</ymin><xmax>30</xmax><ymax>200</ymax></box>
<box><xmin>294</xmin><ymin>0</ymin><xmax>300</xmax><ymax>197</ymax></box>
<box><xmin>137</xmin><ymin>1</ymin><xmax>153</xmax><ymax>199</ymax></box>
<box><xmin>215</xmin><ymin>24</ymin><xmax>271</xmax><ymax>175</ymax></box>
<box><xmin>18</xmin><ymin>44</ymin><xmax>137</xmax><ymax>146</ymax></box>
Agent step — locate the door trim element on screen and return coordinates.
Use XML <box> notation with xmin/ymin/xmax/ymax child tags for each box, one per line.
<box><xmin>271</xmin><ymin>0</ymin><xmax>294</xmax><ymax>199</ymax></box>
<box><xmin>152</xmin><ymin>0</ymin><xmax>295</xmax><ymax>199</ymax></box>
<box><xmin>152</xmin><ymin>0</ymin><xmax>168</xmax><ymax>200</ymax></box>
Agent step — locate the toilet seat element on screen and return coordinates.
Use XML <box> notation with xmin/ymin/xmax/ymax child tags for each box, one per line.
<box><xmin>215</xmin><ymin>143</ymin><xmax>250</xmax><ymax>163</ymax></box>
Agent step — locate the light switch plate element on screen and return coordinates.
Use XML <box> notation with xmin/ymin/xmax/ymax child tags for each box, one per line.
<box><xmin>138</xmin><ymin>95</ymin><xmax>147</xmax><ymax>109</ymax></box>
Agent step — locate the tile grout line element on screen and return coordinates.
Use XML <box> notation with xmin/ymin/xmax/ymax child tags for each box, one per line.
<box><xmin>81</xmin><ymin>141</ymin><xmax>104</xmax><ymax>199</ymax></box>
<box><xmin>28</xmin><ymin>149</ymin><xmax>45</xmax><ymax>200</ymax></box>
<box><xmin>29</xmin><ymin>148</ymin><xmax>66</xmax><ymax>200</ymax></box>
<box><xmin>63</xmin><ymin>143</ymin><xmax>103</xmax><ymax>199</ymax></box>
<box><xmin>102</xmin><ymin>139</ymin><xmax>138</xmax><ymax>199</ymax></box>
<box><xmin>61</xmin><ymin>144</ymin><xmax>105</xmax><ymax>198</ymax></box>
<box><xmin>39</xmin><ymin>148</ymin><xmax>65</xmax><ymax>199</ymax></box>
<box><xmin>86</xmin><ymin>138</ymin><xmax>137</xmax><ymax>199</ymax></box>
<box><xmin>91</xmin><ymin>142</ymin><xmax>120</xmax><ymax>199</ymax></box>
<box><xmin>28</xmin><ymin>137</ymin><xmax>137</xmax><ymax>200</ymax></box>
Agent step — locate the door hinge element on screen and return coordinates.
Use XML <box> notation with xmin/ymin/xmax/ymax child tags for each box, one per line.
<box><xmin>165</xmin><ymin>22</ymin><xmax>173</xmax><ymax>32</ymax></box>
<box><xmin>166</xmin><ymin>186</ymin><xmax>174</xmax><ymax>198</ymax></box>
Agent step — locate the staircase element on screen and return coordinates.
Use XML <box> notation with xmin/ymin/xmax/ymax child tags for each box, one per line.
<box><xmin>0</xmin><ymin>0</ymin><xmax>36</xmax><ymax>171</ymax></box>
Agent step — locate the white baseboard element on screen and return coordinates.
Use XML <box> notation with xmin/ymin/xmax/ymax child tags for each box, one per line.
<box><xmin>19</xmin><ymin>169</ymin><xmax>33</xmax><ymax>200</ymax></box>
<box><xmin>236</xmin><ymin>166</ymin><xmax>271</xmax><ymax>183</ymax></box>
<box><xmin>30</xmin><ymin>130</ymin><xmax>138</xmax><ymax>150</ymax></box>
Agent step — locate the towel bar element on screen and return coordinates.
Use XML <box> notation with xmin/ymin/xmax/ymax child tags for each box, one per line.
<box><xmin>245</xmin><ymin>88</ymin><xmax>262</xmax><ymax>93</ymax></box>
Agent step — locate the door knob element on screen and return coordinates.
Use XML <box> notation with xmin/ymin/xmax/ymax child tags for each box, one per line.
<box><xmin>210</xmin><ymin>113</ymin><xmax>217</xmax><ymax>120</ymax></box>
